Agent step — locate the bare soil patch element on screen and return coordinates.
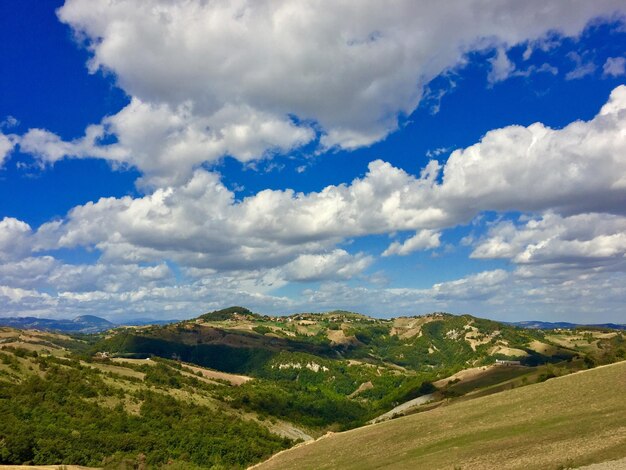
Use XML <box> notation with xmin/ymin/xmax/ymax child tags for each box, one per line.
<box><xmin>348</xmin><ymin>381</ymin><xmax>373</xmax><ymax>398</ymax></box>
<box><xmin>327</xmin><ymin>329</ymin><xmax>360</xmax><ymax>347</ymax></box>
<box><xmin>432</xmin><ymin>365</ymin><xmax>493</xmax><ymax>388</ymax></box>
<box><xmin>182</xmin><ymin>363</ymin><xmax>252</xmax><ymax>385</ymax></box>
<box><xmin>390</xmin><ymin>316</ymin><xmax>440</xmax><ymax>339</ymax></box>
<box><xmin>489</xmin><ymin>345</ymin><xmax>529</xmax><ymax>357</ymax></box>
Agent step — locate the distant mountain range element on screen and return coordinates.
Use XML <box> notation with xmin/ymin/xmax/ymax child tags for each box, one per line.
<box><xmin>510</xmin><ymin>321</ymin><xmax>626</xmax><ymax>330</ymax></box>
<box><xmin>0</xmin><ymin>315</ymin><xmax>178</xmax><ymax>333</ymax></box>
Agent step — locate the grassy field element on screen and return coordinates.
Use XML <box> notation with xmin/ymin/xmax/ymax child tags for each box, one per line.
<box><xmin>254</xmin><ymin>360</ymin><xmax>626</xmax><ymax>470</ymax></box>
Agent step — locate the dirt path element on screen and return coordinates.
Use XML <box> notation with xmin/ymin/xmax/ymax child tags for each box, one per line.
<box><xmin>370</xmin><ymin>365</ymin><xmax>504</xmax><ymax>423</ymax></box>
<box><xmin>433</xmin><ymin>365</ymin><xmax>494</xmax><ymax>388</ymax></box>
<box><xmin>575</xmin><ymin>457</ymin><xmax>626</xmax><ymax>469</ymax></box>
<box><xmin>111</xmin><ymin>357</ymin><xmax>253</xmax><ymax>385</ymax></box>
<box><xmin>268</xmin><ymin>421</ymin><xmax>315</xmax><ymax>442</ymax></box>
<box><xmin>369</xmin><ymin>393</ymin><xmax>436</xmax><ymax>423</ymax></box>
<box><xmin>182</xmin><ymin>364</ymin><xmax>253</xmax><ymax>385</ymax></box>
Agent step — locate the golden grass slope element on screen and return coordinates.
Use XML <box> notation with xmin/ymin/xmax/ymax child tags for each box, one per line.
<box><xmin>253</xmin><ymin>361</ymin><xmax>626</xmax><ymax>470</ymax></box>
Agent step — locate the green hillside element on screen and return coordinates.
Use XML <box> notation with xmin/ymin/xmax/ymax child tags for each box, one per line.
<box><xmin>0</xmin><ymin>328</ymin><xmax>294</xmax><ymax>469</ymax></box>
<box><xmin>254</xmin><ymin>360</ymin><xmax>626</xmax><ymax>470</ymax></box>
<box><xmin>89</xmin><ymin>308</ymin><xmax>624</xmax><ymax>429</ymax></box>
<box><xmin>0</xmin><ymin>309</ymin><xmax>624</xmax><ymax>469</ymax></box>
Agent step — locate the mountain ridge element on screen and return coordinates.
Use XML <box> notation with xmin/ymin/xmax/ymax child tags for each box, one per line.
<box><xmin>510</xmin><ymin>320</ymin><xmax>626</xmax><ymax>330</ymax></box>
<box><xmin>0</xmin><ymin>315</ymin><xmax>178</xmax><ymax>333</ymax></box>
<box><xmin>1</xmin><ymin>306</ymin><xmax>624</xmax><ymax>334</ymax></box>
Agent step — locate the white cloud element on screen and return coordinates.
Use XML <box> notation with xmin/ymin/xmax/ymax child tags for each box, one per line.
<box><xmin>437</xmin><ymin>85</ymin><xmax>626</xmax><ymax>216</ymax></box>
<box><xmin>425</xmin><ymin>147</ymin><xmax>452</xmax><ymax>159</ymax></box>
<box><xmin>19</xmin><ymin>125</ymin><xmax>128</xmax><ymax>165</ymax></box>
<box><xmin>0</xmin><ymin>133</ymin><xmax>17</xmax><ymax>167</ymax></box>
<box><xmin>31</xmin><ymin>162</ymin><xmax>441</xmax><ymax>271</ymax></box>
<box><xmin>0</xmin><ymin>218</ymin><xmax>34</xmax><ymax>261</ymax></box>
<box><xmin>18</xmin><ymin>86</ymin><xmax>626</xmax><ymax>275</ymax></box>
<box><xmin>0</xmin><ymin>256</ymin><xmax>57</xmax><ymax>289</ymax></box>
<box><xmin>13</xmin><ymin>0</ymin><xmax>621</xmax><ymax>183</ymax></box>
<box><xmin>511</xmin><ymin>63</ymin><xmax>559</xmax><ymax>79</ymax></box>
<box><xmin>20</xmin><ymin>100</ymin><xmax>314</xmax><ymax>186</ymax></box>
<box><xmin>488</xmin><ymin>47</ymin><xmax>516</xmax><ymax>85</ymax></box>
<box><xmin>472</xmin><ymin>212</ymin><xmax>626</xmax><ymax>269</ymax></box>
<box><xmin>0</xmin><ymin>116</ymin><xmax>19</xmax><ymax>129</ymax></box>
<box><xmin>565</xmin><ymin>51</ymin><xmax>596</xmax><ymax>80</ymax></box>
<box><xmin>47</xmin><ymin>262</ymin><xmax>174</xmax><ymax>293</ymax></box>
<box><xmin>0</xmin><ymin>272</ymin><xmax>297</xmax><ymax>321</ymax></box>
<box><xmin>382</xmin><ymin>230</ymin><xmax>441</xmax><ymax>256</ymax></box>
<box><xmin>0</xmin><ymin>285</ymin><xmax>53</xmax><ymax>304</ymax></box>
<box><xmin>3</xmin><ymin>261</ymin><xmax>624</xmax><ymax>322</ymax></box>
<box><xmin>306</xmin><ymin>267</ymin><xmax>626</xmax><ymax>323</ymax></box>
<box><xmin>426</xmin><ymin>269</ymin><xmax>510</xmax><ymax>301</ymax></box>
<box><xmin>306</xmin><ymin>270</ymin><xmax>509</xmax><ymax>310</ymax></box>
<box><xmin>603</xmin><ymin>56</ymin><xmax>626</xmax><ymax>77</ymax></box>
<box><xmin>282</xmin><ymin>250</ymin><xmax>372</xmax><ymax>282</ymax></box>
<box><xmin>4</xmin><ymin>85</ymin><xmax>626</xmax><ymax>321</ymax></box>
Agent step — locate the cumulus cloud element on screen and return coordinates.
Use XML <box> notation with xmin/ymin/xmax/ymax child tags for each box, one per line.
<box><xmin>15</xmin><ymin>86</ymin><xmax>626</xmax><ymax>275</ymax></box>
<box><xmin>437</xmin><ymin>85</ymin><xmax>626</xmax><ymax>216</ymax></box>
<box><xmin>603</xmin><ymin>56</ymin><xmax>626</xmax><ymax>77</ymax></box>
<box><xmin>4</xmin><ymin>86</ymin><xmax>626</xmax><ymax>320</ymax></box>
<box><xmin>0</xmin><ymin>116</ymin><xmax>19</xmax><ymax>129</ymax></box>
<box><xmin>13</xmin><ymin>0</ymin><xmax>622</xmax><ymax>183</ymax></box>
<box><xmin>0</xmin><ymin>285</ymin><xmax>53</xmax><ymax>304</ymax></box>
<box><xmin>0</xmin><ymin>218</ymin><xmax>35</xmax><ymax>261</ymax></box>
<box><xmin>306</xmin><ymin>266</ymin><xmax>626</xmax><ymax>322</ymax></box>
<box><xmin>48</xmin><ymin>262</ymin><xmax>174</xmax><ymax>293</ymax></box>
<box><xmin>19</xmin><ymin>125</ymin><xmax>128</xmax><ymax>165</ymax></box>
<box><xmin>282</xmin><ymin>250</ymin><xmax>372</xmax><ymax>282</ymax></box>
<box><xmin>20</xmin><ymin>100</ymin><xmax>315</xmax><ymax>187</ymax></box>
<box><xmin>426</xmin><ymin>269</ymin><xmax>510</xmax><ymax>301</ymax></box>
<box><xmin>0</xmin><ymin>268</ymin><xmax>298</xmax><ymax>320</ymax></box>
<box><xmin>0</xmin><ymin>256</ymin><xmax>57</xmax><ymax>289</ymax></box>
<box><xmin>30</xmin><ymin>162</ymin><xmax>437</xmax><ymax>271</ymax></box>
<box><xmin>472</xmin><ymin>212</ymin><xmax>626</xmax><ymax>270</ymax></box>
<box><xmin>0</xmin><ymin>133</ymin><xmax>17</xmax><ymax>167</ymax></box>
<box><xmin>382</xmin><ymin>230</ymin><xmax>441</xmax><ymax>256</ymax></box>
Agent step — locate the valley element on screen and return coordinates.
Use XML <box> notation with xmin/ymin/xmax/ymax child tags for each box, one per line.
<box><xmin>0</xmin><ymin>307</ymin><xmax>624</xmax><ymax>469</ymax></box>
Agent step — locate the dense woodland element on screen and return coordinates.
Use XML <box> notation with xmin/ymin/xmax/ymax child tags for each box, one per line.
<box><xmin>0</xmin><ymin>353</ymin><xmax>290</xmax><ymax>468</ymax></box>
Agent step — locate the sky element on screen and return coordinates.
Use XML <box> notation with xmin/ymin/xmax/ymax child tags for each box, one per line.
<box><xmin>1</xmin><ymin>0</ymin><xmax>626</xmax><ymax>323</ymax></box>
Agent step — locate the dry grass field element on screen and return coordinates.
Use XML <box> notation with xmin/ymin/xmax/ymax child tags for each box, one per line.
<box><xmin>253</xmin><ymin>361</ymin><xmax>626</xmax><ymax>470</ymax></box>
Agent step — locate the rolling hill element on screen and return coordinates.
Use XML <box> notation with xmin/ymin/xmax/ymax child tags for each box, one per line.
<box><xmin>253</xmin><ymin>360</ymin><xmax>626</xmax><ymax>470</ymax></box>
<box><xmin>0</xmin><ymin>307</ymin><xmax>624</xmax><ymax>468</ymax></box>
<box><xmin>0</xmin><ymin>327</ymin><xmax>295</xmax><ymax>468</ymax></box>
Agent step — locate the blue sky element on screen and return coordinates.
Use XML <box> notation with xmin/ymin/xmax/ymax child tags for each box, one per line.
<box><xmin>1</xmin><ymin>0</ymin><xmax>626</xmax><ymax>322</ymax></box>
